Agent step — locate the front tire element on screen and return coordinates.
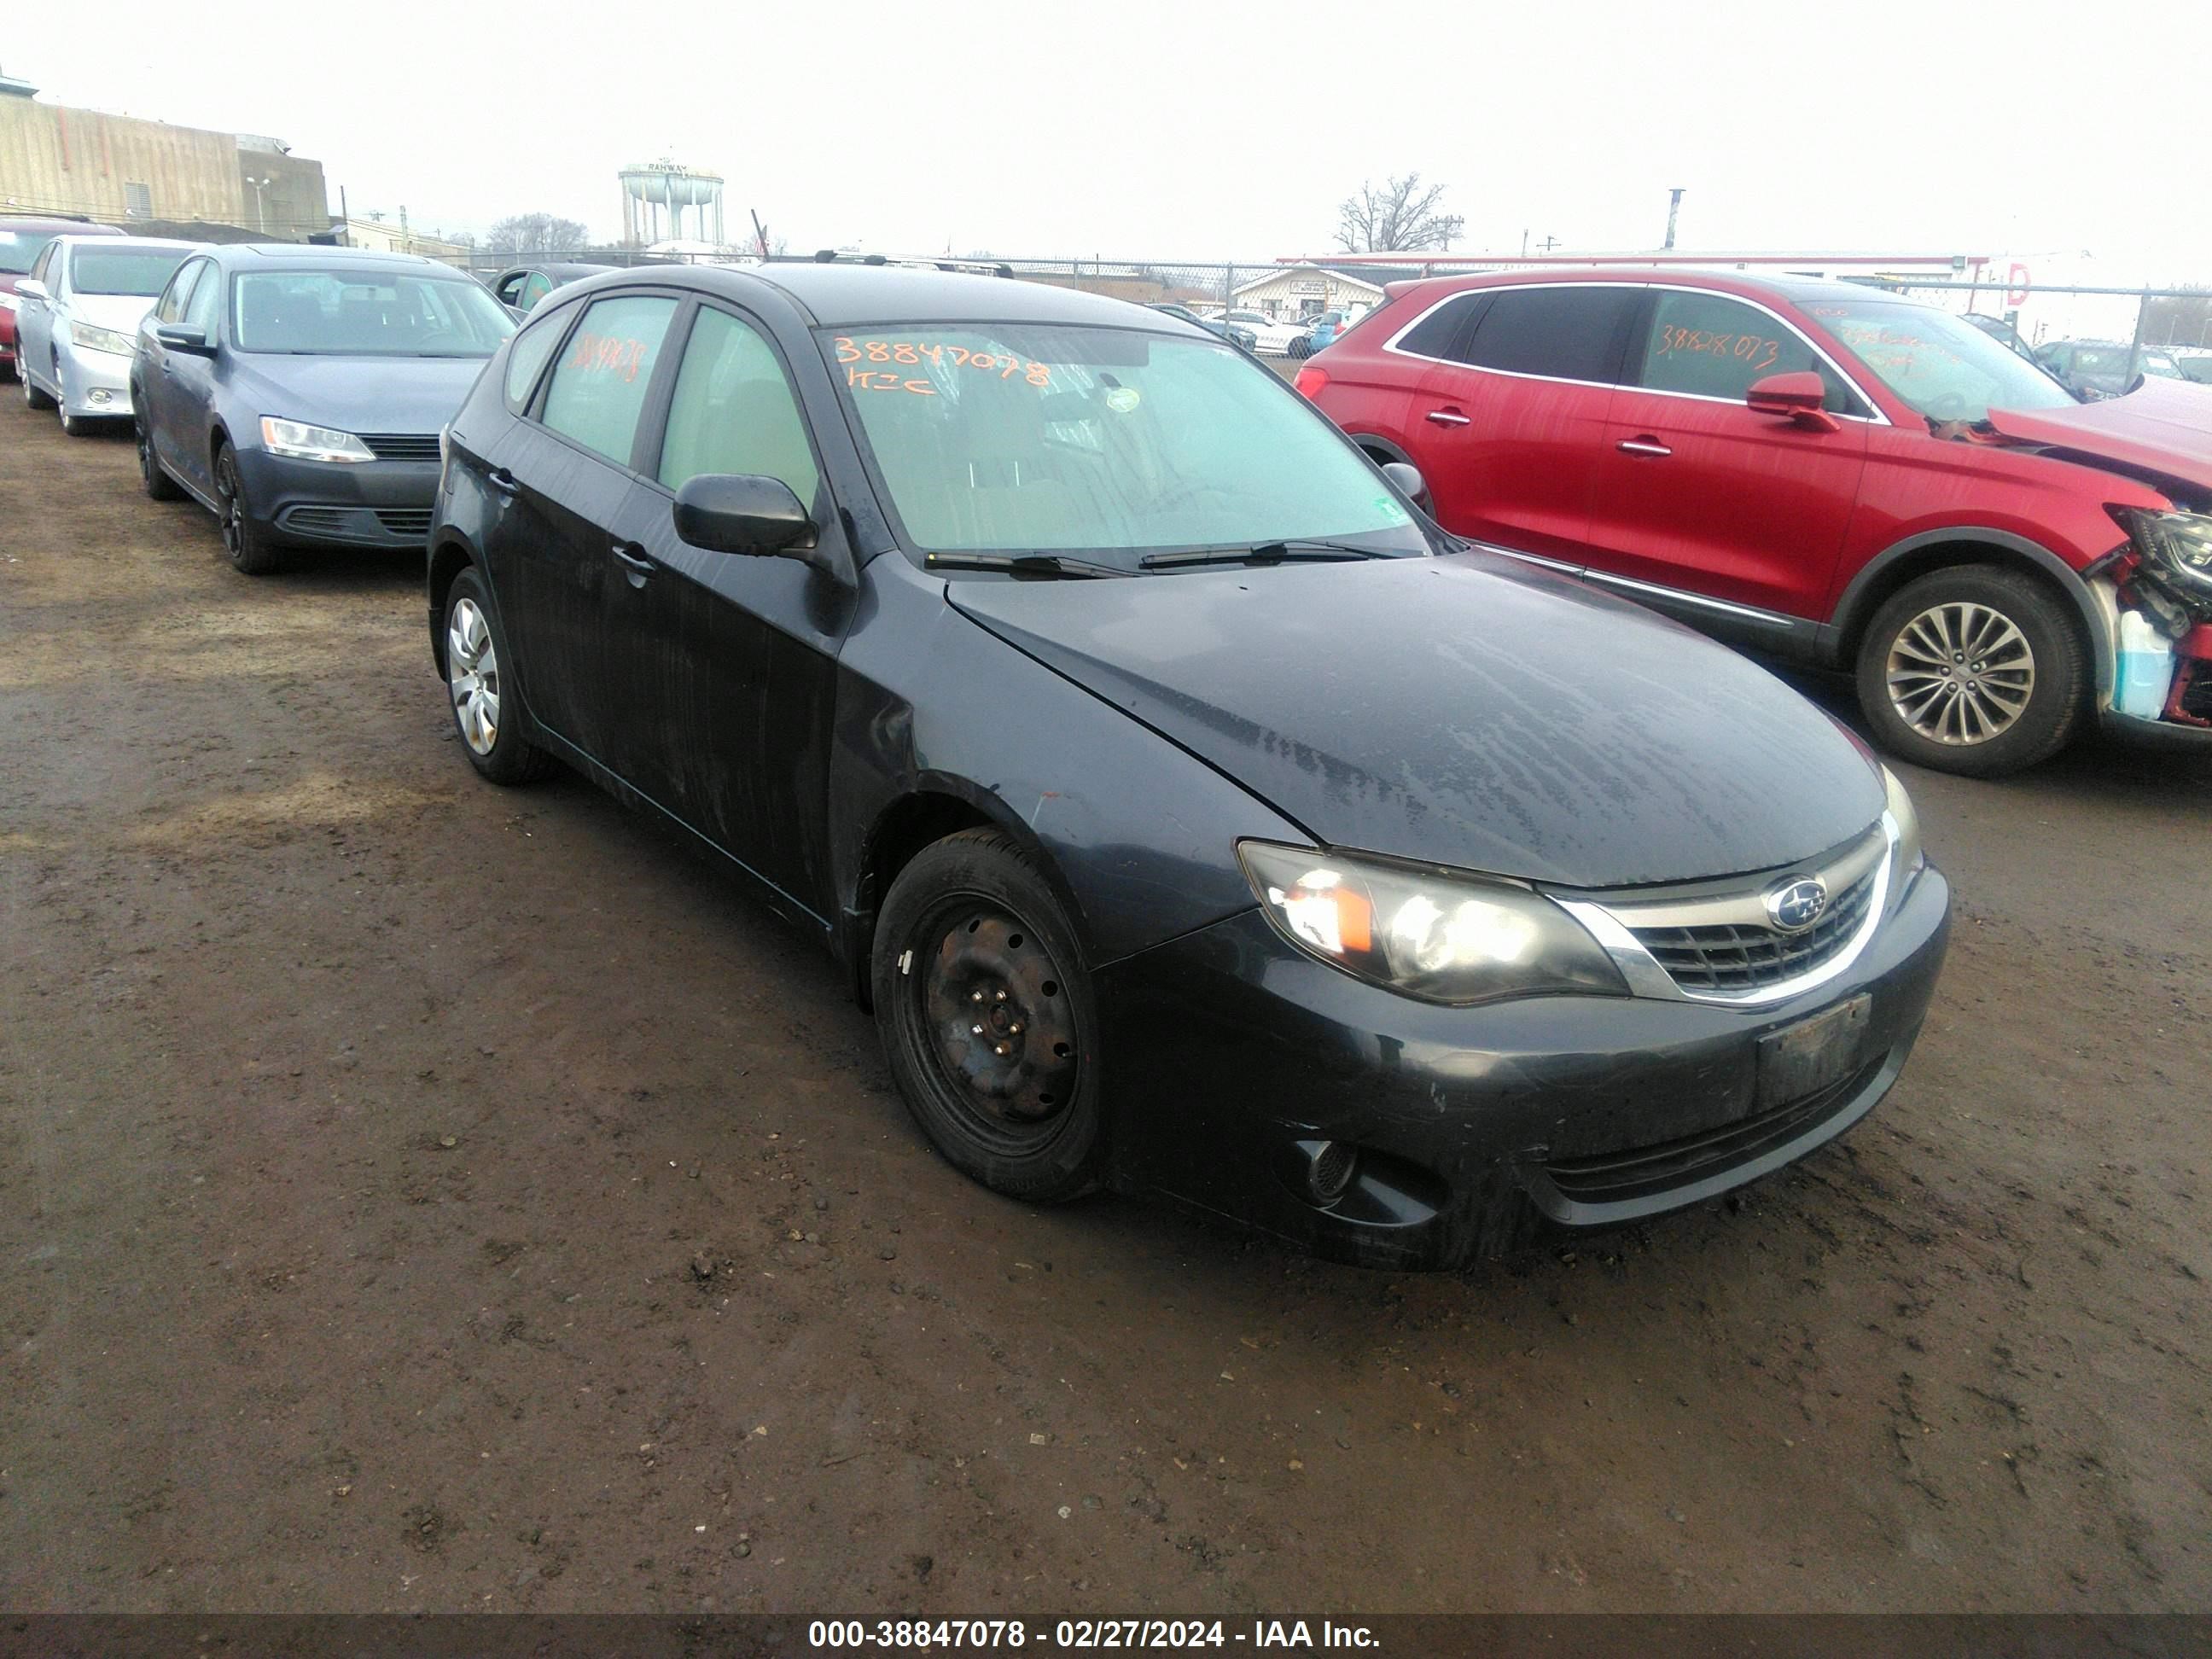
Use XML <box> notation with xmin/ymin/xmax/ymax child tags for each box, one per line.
<box><xmin>442</xmin><ymin>566</ymin><xmax>553</xmax><ymax>784</ymax></box>
<box><xmin>1855</xmin><ymin>564</ymin><xmax>2086</xmax><ymax>777</ymax></box>
<box><xmin>212</xmin><ymin>441</ymin><xmax>282</xmax><ymax>574</ymax></box>
<box><xmin>20</xmin><ymin>364</ymin><xmax>52</xmax><ymax>410</ymax></box>
<box><xmin>872</xmin><ymin>830</ymin><xmax>1106</xmax><ymax>1203</ymax></box>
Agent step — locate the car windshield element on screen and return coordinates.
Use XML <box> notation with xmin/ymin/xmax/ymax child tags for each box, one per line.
<box><xmin>1804</xmin><ymin>298</ymin><xmax>2076</xmax><ymax>422</ymax></box>
<box><xmin>0</xmin><ymin>231</ymin><xmax>58</xmax><ymax>275</ymax></box>
<box><xmin>827</xmin><ymin>323</ymin><xmax>1425</xmax><ymax>568</ymax></box>
<box><xmin>72</xmin><ymin>247</ymin><xmax>192</xmax><ymax>297</ymax></box>
<box><xmin>231</xmin><ymin>270</ymin><xmax>516</xmax><ymax>356</ymax></box>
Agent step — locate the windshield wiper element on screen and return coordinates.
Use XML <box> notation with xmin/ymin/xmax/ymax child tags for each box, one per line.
<box><xmin>924</xmin><ymin>552</ymin><xmax>1133</xmax><ymax>579</ymax></box>
<box><xmin>1138</xmin><ymin>540</ymin><xmax>1383</xmax><ymax>570</ymax></box>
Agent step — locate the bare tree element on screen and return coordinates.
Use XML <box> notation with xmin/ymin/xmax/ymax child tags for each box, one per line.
<box><xmin>1335</xmin><ymin>175</ymin><xmax>1464</xmax><ymax>253</ymax></box>
<box><xmin>486</xmin><ymin>212</ymin><xmax>591</xmax><ymax>255</ymax></box>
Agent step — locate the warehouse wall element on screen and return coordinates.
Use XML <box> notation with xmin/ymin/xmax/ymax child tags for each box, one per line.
<box><xmin>0</xmin><ymin>98</ymin><xmax>322</xmax><ymax>232</ymax></box>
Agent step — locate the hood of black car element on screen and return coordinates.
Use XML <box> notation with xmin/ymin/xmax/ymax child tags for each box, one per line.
<box><xmin>947</xmin><ymin>552</ymin><xmax>1885</xmax><ymax>888</ymax></box>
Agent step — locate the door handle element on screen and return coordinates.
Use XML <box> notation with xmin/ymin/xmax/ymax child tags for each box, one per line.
<box><xmin>610</xmin><ymin>543</ymin><xmax>655</xmax><ymax>576</ymax></box>
<box><xmin>1425</xmin><ymin>408</ymin><xmax>1472</xmax><ymax>427</ymax></box>
<box><xmin>1616</xmin><ymin>438</ymin><xmax>1673</xmax><ymax>457</ymax></box>
<box><xmin>486</xmin><ymin>467</ymin><xmax>521</xmax><ymax>497</ymax></box>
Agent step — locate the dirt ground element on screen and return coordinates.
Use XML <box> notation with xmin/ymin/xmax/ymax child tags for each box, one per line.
<box><xmin>2</xmin><ymin>391</ymin><xmax>2208</xmax><ymax>1617</ymax></box>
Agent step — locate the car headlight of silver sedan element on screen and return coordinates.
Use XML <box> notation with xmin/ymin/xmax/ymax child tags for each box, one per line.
<box><xmin>259</xmin><ymin>416</ymin><xmax>376</xmax><ymax>463</ymax></box>
<box><xmin>1238</xmin><ymin>841</ymin><xmax>1628</xmax><ymax>1006</ymax></box>
<box><xmin>2113</xmin><ymin>506</ymin><xmax>2212</xmax><ymax>602</ymax></box>
<box><xmin>64</xmin><ymin>320</ymin><xmax>137</xmax><ymax>358</ymax></box>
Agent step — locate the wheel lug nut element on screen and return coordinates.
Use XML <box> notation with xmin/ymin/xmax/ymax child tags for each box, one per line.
<box><xmin>971</xmin><ymin>991</ymin><xmax>983</xmax><ymax>1003</ymax></box>
<box><xmin>995</xmin><ymin>990</ymin><xmax>1008</xmax><ymax>1001</ymax></box>
<box><xmin>971</xmin><ymin>1024</ymin><xmax>984</xmax><ymax>1036</ymax></box>
<box><xmin>994</xmin><ymin>1044</ymin><xmax>1010</xmax><ymax>1057</ymax></box>
<box><xmin>1009</xmin><ymin>1023</ymin><xmax>1022</xmax><ymax>1034</ymax></box>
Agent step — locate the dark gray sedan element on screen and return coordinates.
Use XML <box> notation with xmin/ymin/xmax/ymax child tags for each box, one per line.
<box><xmin>131</xmin><ymin>244</ymin><xmax>514</xmax><ymax>573</ymax></box>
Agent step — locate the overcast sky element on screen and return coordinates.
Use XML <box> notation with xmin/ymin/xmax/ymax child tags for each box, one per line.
<box><xmin>27</xmin><ymin>0</ymin><xmax>2209</xmax><ymax>279</ymax></box>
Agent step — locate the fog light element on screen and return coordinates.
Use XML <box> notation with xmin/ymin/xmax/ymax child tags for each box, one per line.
<box><xmin>1307</xmin><ymin>1140</ymin><xmax>1359</xmax><ymax>1205</ymax></box>
<box><xmin>89</xmin><ymin>388</ymin><xmax>113</xmax><ymax>405</ymax></box>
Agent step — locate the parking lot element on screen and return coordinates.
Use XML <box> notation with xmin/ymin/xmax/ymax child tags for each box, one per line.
<box><xmin>2</xmin><ymin>390</ymin><xmax>2208</xmax><ymax>1615</ymax></box>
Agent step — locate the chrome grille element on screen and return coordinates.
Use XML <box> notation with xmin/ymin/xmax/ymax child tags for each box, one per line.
<box><xmin>1562</xmin><ymin>820</ymin><xmax>1895</xmax><ymax>1007</ymax></box>
<box><xmin>1629</xmin><ymin>868</ymin><xmax>1877</xmax><ymax>995</ymax></box>
<box><xmin>361</xmin><ymin>433</ymin><xmax>440</xmax><ymax>463</ymax></box>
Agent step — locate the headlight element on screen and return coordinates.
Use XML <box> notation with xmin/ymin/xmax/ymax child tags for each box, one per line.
<box><xmin>1881</xmin><ymin>765</ymin><xmax>1924</xmax><ymax>888</ymax></box>
<box><xmin>2113</xmin><ymin>506</ymin><xmax>2212</xmax><ymax>601</ymax></box>
<box><xmin>259</xmin><ymin>416</ymin><xmax>375</xmax><ymax>463</ymax></box>
<box><xmin>64</xmin><ymin>321</ymin><xmax>137</xmax><ymax>358</ymax></box>
<box><xmin>1238</xmin><ymin>841</ymin><xmax>1628</xmax><ymax>1006</ymax></box>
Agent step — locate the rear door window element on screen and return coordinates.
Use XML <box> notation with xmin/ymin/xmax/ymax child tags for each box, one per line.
<box><xmin>1452</xmin><ymin>286</ymin><xmax>1640</xmax><ymax>384</ymax></box>
<box><xmin>538</xmin><ymin>294</ymin><xmax>679</xmax><ymax>467</ymax></box>
<box><xmin>1633</xmin><ymin>289</ymin><xmax>1857</xmax><ymax>411</ymax></box>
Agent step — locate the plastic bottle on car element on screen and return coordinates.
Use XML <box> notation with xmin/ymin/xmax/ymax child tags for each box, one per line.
<box><xmin>2116</xmin><ymin>610</ymin><xmax>2175</xmax><ymax>719</ymax></box>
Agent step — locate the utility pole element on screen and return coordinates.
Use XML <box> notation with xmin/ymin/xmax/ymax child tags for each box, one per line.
<box><xmin>750</xmin><ymin>208</ymin><xmax>769</xmax><ymax>260</ymax></box>
<box><xmin>1663</xmin><ymin>187</ymin><xmax>1685</xmax><ymax>251</ymax></box>
<box><xmin>244</xmin><ymin>174</ymin><xmax>271</xmax><ymax>235</ymax></box>
<box><xmin>1521</xmin><ymin>229</ymin><xmax>1528</xmax><ymax>257</ymax></box>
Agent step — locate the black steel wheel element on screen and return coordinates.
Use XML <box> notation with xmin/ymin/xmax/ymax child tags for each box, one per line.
<box><xmin>213</xmin><ymin>441</ymin><xmax>281</xmax><ymax>574</ymax></box>
<box><xmin>873</xmin><ymin>829</ymin><xmax>1105</xmax><ymax>1202</ymax></box>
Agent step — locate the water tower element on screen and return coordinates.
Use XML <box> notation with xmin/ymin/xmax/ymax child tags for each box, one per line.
<box><xmin>619</xmin><ymin>160</ymin><xmax>726</xmax><ymax>247</ymax></box>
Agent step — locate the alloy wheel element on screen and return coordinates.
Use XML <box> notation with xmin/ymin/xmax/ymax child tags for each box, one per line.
<box><xmin>216</xmin><ymin>455</ymin><xmax>246</xmax><ymax>561</ymax></box>
<box><xmin>918</xmin><ymin>905</ymin><xmax>1080</xmax><ymax>1150</ymax></box>
<box><xmin>446</xmin><ymin>597</ymin><xmax>501</xmax><ymax>754</ymax></box>
<box><xmin>1884</xmin><ymin>601</ymin><xmax>2035</xmax><ymax>746</ymax></box>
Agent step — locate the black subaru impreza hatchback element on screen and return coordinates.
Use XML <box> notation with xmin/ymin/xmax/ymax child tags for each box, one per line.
<box><xmin>427</xmin><ymin>259</ymin><xmax>1950</xmax><ymax>1268</ymax></box>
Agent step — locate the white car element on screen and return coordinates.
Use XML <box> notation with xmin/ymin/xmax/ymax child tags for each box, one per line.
<box><xmin>15</xmin><ymin>235</ymin><xmax>201</xmax><ymax>434</ymax></box>
<box><xmin>1210</xmin><ymin>308</ymin><xmax>1307</xmax><ymax>356</ymax></box>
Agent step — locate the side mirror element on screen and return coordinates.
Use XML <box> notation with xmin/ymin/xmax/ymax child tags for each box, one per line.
<box><xmin>15</xmin><ymin>278</ymin><xmax>49</xmax><ymax>302</ymax></box>
<box><xmin>1746</xmin><ymin>370</ymin><xmax>1840</xmax><ymax>432</ymax></box>
<box><xmin>1381</xmin><ymin>460</ymin><xmax>1427</xmax><ymax>504</ymax></box>
<box><xmin>154</xmin><ymin>323</ymin><xmax>215</xmax><ymax>356</ymax></box>
<box><xmin>672</xmin><ymin>472</ymin><xmax>818</xmax><ymax>559</ymax></box>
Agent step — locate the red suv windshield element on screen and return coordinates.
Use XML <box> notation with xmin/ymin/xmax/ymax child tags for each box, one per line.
<box><xmin>1804</xmin><ymin>298</ymin><xmax>2075</xmax><ymax>422</ymax></box>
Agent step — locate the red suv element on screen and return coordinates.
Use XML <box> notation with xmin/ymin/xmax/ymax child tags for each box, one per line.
<box><xmin>1298</xmin><ymin>269</ymin><xmax>2212</xmax><ymax>776</ymax></box>
<box><xmin>0</xmin><ymin>216</ymin><xmax>122</xmax><ymax>382</ymax></box>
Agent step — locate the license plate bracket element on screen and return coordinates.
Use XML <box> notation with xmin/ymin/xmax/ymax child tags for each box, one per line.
<box><xmin>1756</xmin><ymin>994</ymin><xmax>1872</xmax><ymax>1109</ymax></box>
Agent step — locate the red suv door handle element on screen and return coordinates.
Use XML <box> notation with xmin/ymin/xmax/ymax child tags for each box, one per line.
<box><xmin>1616</xmin><ymin>437</ymin><xmax>1673</xmax><ymax>457</ymax></box>
<box><xmin>1424</xmin><ymin>407</ymin><xmax>1472</xmax><ymax>428</ymax></box>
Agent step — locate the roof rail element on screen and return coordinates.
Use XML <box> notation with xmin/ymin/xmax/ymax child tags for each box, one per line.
<box><xmin>801</xmin><ymin>248</ymin><xmax>1014</xmax><ymax>279</ymax></box>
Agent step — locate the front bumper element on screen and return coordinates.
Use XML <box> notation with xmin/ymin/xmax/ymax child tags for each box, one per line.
<box><xmin>233</xmin><ymin>448</ymin><xmax>440</xmax><ymax>550</ymax></box>
<box><xmin>56</xmin><ymin>342</ymin><xmax>135</xmax><ymax>419</ymax></box>
<box><xmin>1097</xmin><ymin>863</ymin><xmax>1951</xmax><ymax>1269</ymax></box>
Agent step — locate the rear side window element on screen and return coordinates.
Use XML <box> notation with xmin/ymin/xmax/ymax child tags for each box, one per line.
<box><xmin>539</xmin><ymin>294</ymin><xmax>678</xmax><ymax>466</ymax></box>
<box><xmin>1635</xmin><ymin>290</ymin><xmax>1853</xmax><ymax>411</ymax></box>
<box><xmin>1453</xmin><ymin>287</ymin><xmax>1639</xmax><ymax>384</ymax></box>
<box><xmin>656</xmin><ymin>306</ymin><xmax>820</xmax><ymax>507</ymax></box>
<box><xmin>1392</xmin><ymin>292</ymin><xmax>1484</xmax><ymax>359</ymax></box>
<box><xmin>504</xmin><ymin>306</ymin><xmax>568</xmax><ymax>408</ymax></box>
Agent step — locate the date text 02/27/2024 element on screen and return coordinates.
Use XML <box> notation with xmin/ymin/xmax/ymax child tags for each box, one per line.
<box><xmin>806</xmin><ymin>1620</ymin><xmax>1381</xmax><ymax>1650</ymax></box>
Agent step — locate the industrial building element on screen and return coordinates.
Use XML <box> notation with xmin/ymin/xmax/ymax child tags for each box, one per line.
<box><xmin>0</xmin><ymin>67</ymin><xmax>328</xmax><ymax>239</ymax></box>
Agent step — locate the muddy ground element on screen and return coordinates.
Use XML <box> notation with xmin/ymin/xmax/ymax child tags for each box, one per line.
<box><xmin>1</xmin><ymin>392</ymin><xmax>2207</xmax><ymax>1615</ymax></box>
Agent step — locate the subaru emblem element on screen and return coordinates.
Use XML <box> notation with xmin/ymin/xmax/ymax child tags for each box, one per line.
<box><xmin>1765</xmin><ymin>877</ymin><xmax>1829</xmax><ymax>933</ymax></box>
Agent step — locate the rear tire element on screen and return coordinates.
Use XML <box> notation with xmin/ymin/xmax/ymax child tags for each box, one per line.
<box><xmin>1855</xmin><ymin>564</ymin><xmax>2086</xmax><ymax>777</ymax></box>
<box><xmin>137</xmin><ymin>407</ymin><xmax>183</xmax><ymax>500</ymax></box>
<box><xmin>442</xmin><ymin>566</ymin><xmax>554</xmax><ymax>784</ymax></box>
<box><xmin>213</xmin><ymin>441</ymin><xmax>282</xmax><ymax>575</ymax></box>
<box><xmin>872</xmin><ymin>830</ymin><xmax>1106</xmax><ymax>1203</ymax></box>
